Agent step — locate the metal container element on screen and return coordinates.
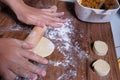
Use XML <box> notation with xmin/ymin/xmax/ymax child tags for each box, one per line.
<box><xmin>75</xmin><ymin>0</ymin><xmax>120</xmax><ymax>23</ymax></box>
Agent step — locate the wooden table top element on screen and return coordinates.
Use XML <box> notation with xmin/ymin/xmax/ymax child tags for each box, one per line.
<box><xmin>0</xmin><ymin>0</ymin><xmax>120</xmax><ymax>80</ymax></box>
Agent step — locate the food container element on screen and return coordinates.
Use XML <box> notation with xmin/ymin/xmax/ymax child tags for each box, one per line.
<box><xmin>75</xmin><ymin>0</ymin><xmax>120</xmax><ymax>23</ymax></box>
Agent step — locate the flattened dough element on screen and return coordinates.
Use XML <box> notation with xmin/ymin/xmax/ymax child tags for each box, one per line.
<box><xmin>93</xmin><ymin>40</ymin><xmax>108</xmax><ymax>56</ymax></box>
<box><xmin>32</xmin><ymin>37</ymin><xmax>55</xmax><ymax>57</ymax></box>
<box><xmin>92</xmin><ymin>59</ymin><xmax>110</xmax><ymax>76</ymax></box>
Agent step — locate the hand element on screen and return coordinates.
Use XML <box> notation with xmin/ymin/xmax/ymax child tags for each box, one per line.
<box><xmin>0</xmin><ymin>38</ymin><xmax>48</xmax><ymax>80</ymax></box>
<box><xmin>14</xmin><ymin>5</ymin><xmax>66</xmax><ymax>28</ymax></box>
<box><xmin>1</xmin><ymin>0</ymin><xmax>66</xmax><ymax>28</ymax></box>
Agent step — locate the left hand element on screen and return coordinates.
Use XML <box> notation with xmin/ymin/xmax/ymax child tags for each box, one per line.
<box><xmin>0</xmin><ymin>38</ymin><xmax>48</xmax><ymax>80</ymax></box>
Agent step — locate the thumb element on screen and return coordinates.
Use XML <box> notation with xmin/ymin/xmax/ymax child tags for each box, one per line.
<box><xmin>21</xmin><ymin>41</ymin><xmax>35</xmax><ymax>49</ymax></box>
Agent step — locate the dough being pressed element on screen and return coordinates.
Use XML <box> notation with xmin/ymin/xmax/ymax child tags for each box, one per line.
<box><xmin>92</xmin><ymin>59</ymin><xmax>110</xmax><ymax>76</ymax></box>
<box><xmin>31</xmin><ymin>37</ymin><xmax>55</xmax><ymax>57</ymax></box>
<box><xmin>93</xmin><ymin>40</ymin><xmax>108</xmax><ymax>56</ymax></box>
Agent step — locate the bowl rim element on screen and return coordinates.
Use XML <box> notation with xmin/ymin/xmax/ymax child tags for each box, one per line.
<box><xmin>75</xmin><ymin>0</ymin><xmax>120</xmax><ymax>11</ymax></box>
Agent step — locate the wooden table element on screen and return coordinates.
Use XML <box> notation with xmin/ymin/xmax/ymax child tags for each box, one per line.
<box><xmin>0</xmin><ymin>0</ymin><xmax>120</xmax><ymax>80</ymax></box>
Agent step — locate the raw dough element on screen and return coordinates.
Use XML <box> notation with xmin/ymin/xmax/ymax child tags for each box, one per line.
<box><xmin>92</xmin><ymin>59</ymin><xmax>110</xmax><ymax>76</ymax></box>
<box><xmin>93</xmin><ymin>40</ymin><xmax>108</xmax><ymax>56</ymax></box>
<box><xmin>31</xmin><ymin>37</ymin><xmax>55</xmax><ymax>57</ymax></box>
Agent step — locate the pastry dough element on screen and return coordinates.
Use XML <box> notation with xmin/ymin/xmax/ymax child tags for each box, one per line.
<box><xmin>31</xmin><ymin>37</ymin><xmax>55</xmax><ymax>57</ymax></box>
<box><xmin>92</xmin><ymin>59</ymin><xmax>110</xmax><ymax>76</ymax></box>
<box><xmin>93</xmin><ymin>40</ymin><xmax>108</xmax><ymax>56</ymax></box>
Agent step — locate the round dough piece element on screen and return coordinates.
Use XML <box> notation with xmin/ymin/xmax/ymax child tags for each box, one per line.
<box><xmin>92</xmin><ymin>59</ymin><xmax>110</xmax><ymax>76</ymax></box>
<box><xmin>93</xmin><ymin>40</ymin><xmax>108</xmax><ymax>56</ymax></box>
<box><xmin>31</xmin><ymin>37</ymin><xmax>55</xmax><ymax>57</ymax></box>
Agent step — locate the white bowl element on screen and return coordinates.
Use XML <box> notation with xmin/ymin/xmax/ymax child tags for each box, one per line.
<box><xmin>75</xmin><ymin>0</ymin><xmax>120</xmax><ymax>23</ymax></box>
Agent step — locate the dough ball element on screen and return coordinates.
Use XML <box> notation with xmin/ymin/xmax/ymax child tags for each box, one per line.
<box><xmin>93</xmin><ymin>40</ymin><xmax>108</xmax><ymax>56</ymax></box>
<box><xmin>92</xmin><ymin>59</ymin><xmax>110</xmax><ymax>76</ymax></box>
<box><xmin>31</xmin><ymin>37</ymin><xmax>55</xmax><ymax>57</ymax></box>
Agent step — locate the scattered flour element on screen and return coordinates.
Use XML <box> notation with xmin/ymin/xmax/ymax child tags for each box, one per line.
<box><xmin>13</xmin><ymin>18</ymin><xmax>89</xmax><ymax>80</ymax></box>
<box><xmin>45</xmin><ymin>18</ymin><xmax>90</xmax><ymax>79</ymax></box>
<box><xmin>57</xmin><ymin>70</ymin><xmax>77</xmax><ymax>80</ymax></box>
<box><xmin>0</xmin><ymin>23</ymin><xmax>31</xmax><ymax>32</ymax></box>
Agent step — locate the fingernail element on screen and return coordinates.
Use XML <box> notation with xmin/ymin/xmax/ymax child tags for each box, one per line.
<box><xmin>41</xmin><ymin>71</ymin><xmax>46</xmax><ymax>77</ymax></box>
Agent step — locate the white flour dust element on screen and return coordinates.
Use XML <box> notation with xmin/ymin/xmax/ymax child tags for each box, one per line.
<box><xmin>57</xmin><ymin>70</ymin><xmax>77</xmax><ymax>80</ymax></box>
<box><xmin>45</xmin><ymin>18</ymin><xmax>75</xmax><ymax>55</ymax></box>
<box><xmin>0</xmin><ymin>23</ymin><xmax>31</xmax><ymax>32</ymax></box>
<box><xmin>45</xmin><ymin>18</ymin><xmax>89</xmax><ymax>79</ymax></box>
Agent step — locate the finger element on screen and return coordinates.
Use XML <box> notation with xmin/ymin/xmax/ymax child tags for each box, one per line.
<box><xmin>46</xmin><ymin>12</ymin><xmax>65</xmax><ymax>17</ymax></box>
<box><xmin>23</xmin><ymin>61</ymin><xmax>47</xmax><ymax>77</ymax></box>
<box><xmin>47</xmin><ymin>22</ymin><xmax>63</xmax><ymax>28</ymax></box>
<box><xmin>10</xmin><ymin>64</ymin><xmax>38</xmax><ymax>80</ymax></box>
<box><xmin>2</xmin><ymin>69</ymin><xmax>16</xmax><ymax>80</ymax></box>
<box><xmin>13</xmin><ymin>39</ymin><xmax>35</xmax><ymax>49</ymax></box>
<box><xmin>22</xmin><ymin>51</ymin><xmax>48</xmax><ymax>64</ymax></box>
<box><xmin>13</xmin><ymin>58</ymin><xmax>47</xmax><ymax>77</ymax></box>
<box><xmin>41</xmin><ymin>9</ymin><xmax>55</xmax><ymax>13</ymax></box>
<box><xmin>37</xmin><ymin>18</ymin><xmax>66</xmax><ymax>28</ymax></box>
<box><xmin>42</xmin><ymin>14</ymin><xmax>66</xmax><ymax>24</ymax></box>
<box><xmin>21</xmin><ymin>41</ymin><xmax>35</xmax><ymax>49</ymax></box>
<box><xmin>41</xmin><ymin>6</ymin><xmax>57</xmax><ymax>13</ymax></box>
<box><xmin>17</xmin><ymin>69</ymin><xmax>38</xmax><ymax>80</ymax></box>
<box><xmin>50</xmin><ymin>17</ymin><xmax>66</xmax><ymax>23</ymax></box>
<box><xmin>37</xmin><ymin>16</ymin><xmax>66</xmax><ymax>28</ymax></box>
<box><xmin>35</xmin><ymin>21</ymin><xmax>46</xmax><ymax>28</ymax></box>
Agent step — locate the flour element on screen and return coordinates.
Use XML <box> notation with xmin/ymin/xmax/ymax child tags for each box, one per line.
<box><xmin>14</xmin><ymin>18</ymin><xmax>89</xmax><ymax>80</ymax></box>
<box><xmin>0</xmin><ymin>23</ymin><xmax>31</xmax><ymax>33</ymax></box>
<box><xmin>57</xmin><ymin>70</ymin><xmax>77</xmax><ymax>80</ymax></box>
<box><xmin>77</xmin><ymin>50</ymin><xmax>90</xmax><ymax>61</ymax></box>
<box><xmin>45</xmin><ymin>18</ymin><xmax>90</xmax><ymax>79</ymax></box>
<box><xmin>45</xmin><ymin>18</ymin><xmax>74</xmax><ymax>54</ymax></box>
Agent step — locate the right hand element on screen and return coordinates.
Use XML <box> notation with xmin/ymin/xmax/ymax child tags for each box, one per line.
<box><xmin>0</xmin><ymin>38</ymin><xmax>48</xmax><ymax>80</ymax></box>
